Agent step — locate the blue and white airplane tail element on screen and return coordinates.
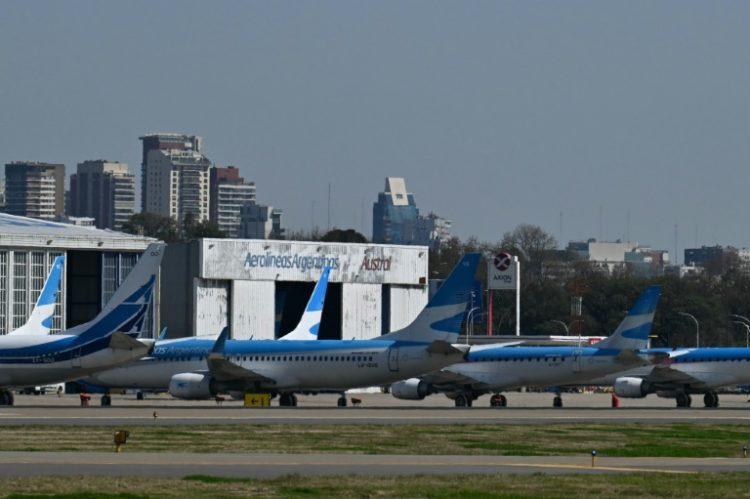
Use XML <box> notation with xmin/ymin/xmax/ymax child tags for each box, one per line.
<box><xmin>7</xmin><ymin>255</ymin><xmax>64</xmax><ymax>336</ymax></box>
<box><xmin>380</xmin><ymin>253</ymin><xmax>481</xmax><ymax>343</ymax></box>
<box><xmin>66</xmin><ymin>243</ymin><xmax>164</xmax><ymax>345</ymax></box>
<box><xmin>279</xmin><ymin>266</ymin><xmax>330</xmax><ymax>341</ymax></box>
<box><xmin>592</xmin><ymin>285</ymin><xmax>661</xmax><ymax>351</ymax></box>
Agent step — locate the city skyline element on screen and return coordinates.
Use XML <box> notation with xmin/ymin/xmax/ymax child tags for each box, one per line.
<box><xmin>2</xmin><ymin>2</ymin><xmax>749</xmax><ymax>260</ymax></box>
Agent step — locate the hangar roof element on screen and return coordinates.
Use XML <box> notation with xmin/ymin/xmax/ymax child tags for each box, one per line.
<box><xmin>0</xmin><ymin>213</ymin><xmax>156</xmax><ymax>251</ymax></box>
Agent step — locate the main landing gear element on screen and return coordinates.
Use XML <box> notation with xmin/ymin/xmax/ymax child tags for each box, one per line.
<box><xmin>454</xmin><ymin>393</ymin><xmax>474</xmax><ymax>407</ymax></box>
<box><xmin>552</xmin><ymin>395</ymin><xmax>563</xmax><ymax>408</ymax></box>
<box><xmin>0</xmin><ymin>390</ymin><xmax>14</xmax><ymax>406</ymax></box>
<box><xmin>703</xmin><ymin>391</ymin><xmax>719</xmax><ymax>408</ymax></box>
<box><xmin>489</xmin><ymin>393</ymin><xmax>507</xmax><ymax>407</ymax></box>
<box><xmin>279</xmin><ymin>393</ymin><xmax>298</xmax><ymax>407</ymax></box>
<box><xmin>337</xmin><ymin>394</ymin><xmax>347</xmax><ymax>407</ymax></box>
<box><xmin>676</xmin><ymin>392</ymin><xmax>692</xmax><ymax>408</ymax></box>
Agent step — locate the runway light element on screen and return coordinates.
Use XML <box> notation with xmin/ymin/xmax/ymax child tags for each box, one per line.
<box><xmin>591</xmin><ymin>449</ymin><xmax>597</xmax><ymax>468</ymax></box>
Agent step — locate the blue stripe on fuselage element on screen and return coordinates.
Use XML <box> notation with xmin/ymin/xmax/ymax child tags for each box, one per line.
<box><xmin>465</xmin><ymin>346</ymin><xmax>621</xmax><ymax>362</ymax></box>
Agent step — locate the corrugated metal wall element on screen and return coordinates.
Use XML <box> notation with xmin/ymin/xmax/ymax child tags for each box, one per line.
<box><xmin>341</xmin><ymin>283</ymin><xmax>381</xmax><ymax>340</ymax></box>
<box><xmin>194</xmin><ymin>278</ymin><xmax>229</xmax><ymax>335</ymax></box>
<box><xmin>231</xmin><ymin>280</ymin><xmax>275</xmax><ymax>340</ymax></box>
<box><xmin>389</xmin><ymin>285</ymin><xmax>428</xmax><ymax>332</ymax></box>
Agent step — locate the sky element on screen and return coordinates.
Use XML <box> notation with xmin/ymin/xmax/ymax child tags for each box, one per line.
<box><xmin>2</xmin><ymin>2</ymin><xmax>749</xmax><ymax>263</ymax></box>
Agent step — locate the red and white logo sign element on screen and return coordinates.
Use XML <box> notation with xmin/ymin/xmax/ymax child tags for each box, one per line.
<box><xmin>488</xmin><ymin>252</ymin><xmax>517</xmax><ymax>290</ymax></box>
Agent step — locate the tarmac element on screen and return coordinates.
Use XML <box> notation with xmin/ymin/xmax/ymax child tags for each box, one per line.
<box><xmin>2</xmin><ymin>391</ymin><xmax>750</xmax><ymax>477</ymax></box>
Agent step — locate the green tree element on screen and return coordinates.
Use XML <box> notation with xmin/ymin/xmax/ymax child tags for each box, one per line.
<box><xmin>320</xmin><ymin>228</ymin><xmax>368</xmax><ymax>243</ymax></box>
<box><xmin>122</xmin><ymin>212</ymin><xmax>180</xmax><ymax>243</ymax></box>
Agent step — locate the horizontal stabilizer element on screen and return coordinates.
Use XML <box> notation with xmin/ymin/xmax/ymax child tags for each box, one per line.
<box><xmin>109</xmin><ymin>331</ymin><xmax>150</xmax><ymax>353</ymax></box>
<box><xmin>426</xmin><ymin>340</ymin><xmax>469</xmax><ymax>356</ymax></box>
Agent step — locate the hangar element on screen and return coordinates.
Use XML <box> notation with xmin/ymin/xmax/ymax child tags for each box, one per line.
<box><xmin>0</xmin><ymin>213</ymin><xmax>155</xmax><ymax>336</ymax></box>
<box><xmin>161</xmin><ymin>239</ymin><xmax>429</xmax><ymax>340</ymax></box>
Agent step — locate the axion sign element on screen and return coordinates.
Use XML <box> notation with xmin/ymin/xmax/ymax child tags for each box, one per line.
<box><xmin>488</xmin><ymin>252</ymin><xmax>517</xmax><ymax>290</ymax></box>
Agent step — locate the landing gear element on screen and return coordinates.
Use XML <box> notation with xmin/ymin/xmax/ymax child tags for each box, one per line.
<box><xmin>0</xmin><ymin>390</ymin><xmax>14</xmax><ymax>406</ymax></box>
<box><xmin>676</xmin><ymin>392</ymin><xmax>692</xmax><ymax>408</ymax></box>
<box><xmin>337</xmin><ymin>395</ymin><xmax>347</xmax><ymax>407</ymax></box>
<box><xmin>136</xmin><ymin>391</ymin><xmax>144</xmax><ymax>401</ymax></box>
<box><xmin>101</xmin><ymin>394</ymin><xmax>112</xmax><ymax>407</ymax></box>
<box><xmin>490</xmin><ymin>393</ymin><xmax>507</xmax><ymax>407</ymax></box>
<box><xmin>552</xmin><ymin>396</ymin><xmax>563</xmax><ymax>408</ymax></box>
<box><xmin>279</xmin><ymin>393</ymin><xmax>298</xmax><ymax>407</ymax></box>
<box><xmin>454</xmin><ymin>393</ymin><xmax>473</xmax><ymax>407</ymax></box>
<box><xmin>703</xmin><ymin>391</ymin><xmax>719</xmax><ymax>408</ymax></box>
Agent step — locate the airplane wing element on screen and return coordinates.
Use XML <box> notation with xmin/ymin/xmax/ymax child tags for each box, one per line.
<box><xmin>203</xmin><ymin>327</ymin><xmax>274</xmax><ymax>383</ymax></box>
<box><xmin>206</xmin><ymin>353</ymin><xmax>274</xmax><ymax>383</ymax></box>
<box><xmin>109</xmin><ymin>331</ymin><xmax>151</xmax><ymax>354</ymax></box>
<box><xmin>416</xmin><ymin>368</ymin><xmax>493</xmax><ymax>393</ymax></box>
<box><xmin>641</xmin><ymin>365</ymin><xmax>711</xmax><ymax>391</ymax></box>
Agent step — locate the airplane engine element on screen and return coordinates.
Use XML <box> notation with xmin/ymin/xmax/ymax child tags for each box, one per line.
<box><xmin>390</xmin><ymin>378</ymin><xmax>431</xmax><ymax>400</ymax></box>
<box><xmin>168</xmin><ymin>373</ymin><xmax>216</xmax><ymax>400</ymax></box>
<box><xmin>613</xmin><ymin>377</ymin><xmax>650</xmax><ymax>398</ymax></box>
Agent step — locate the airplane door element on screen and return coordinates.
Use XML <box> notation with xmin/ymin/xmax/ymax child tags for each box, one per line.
<box><xmin>572</xmin><ymin>349</ymin><xmax>582</xmax><ymax>373</ymax></box>
<box><xmin>388</xmin><ymin>347</ymin><xmax>399</xmax><ymax>372</ymax></box>
<box><xmin>72</xmin><ymin>348</ymin><xmax>82</xmax><ymax>368</ymax></box>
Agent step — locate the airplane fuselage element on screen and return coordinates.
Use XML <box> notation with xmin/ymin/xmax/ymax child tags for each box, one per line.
<box><xmin>87</xmin><ymin>338</ymin><xmax>464</xmax><ymax>393</ymax></box>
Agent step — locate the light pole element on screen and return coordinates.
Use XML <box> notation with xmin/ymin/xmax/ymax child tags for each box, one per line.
<box><xmin>732</xmin><ymin>314</ymin><xmax>750</xmax><ymax>348</ymax></box>
<box><xmin>678</xmin><ymin>312</ymin><xmax>700</xmax><ymax>348</ymax></box>
<box><xmin>733</xmin><ymin>321</ymin><xmax>750</xmax><ymax>348</ymax></box>
<box><xmin>550</xmin><ymin>320</ymin><xmax>569</xmax><ymax>335</ymax></box>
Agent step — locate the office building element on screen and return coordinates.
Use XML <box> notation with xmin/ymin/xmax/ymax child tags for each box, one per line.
<box><xmin>140</xmin><ymin>133</ymin><xmax>211</xmax><ymax>223</ymax></box>
<box><xmin>209</xmin><ymin>166</ymin><xmax>256</xmax><ymax>237</ymax></box>
<box><xmin>69</xmin><ymin>160</ymin><xmax>135</xmax><ymax>230</ymax></box>
<box><xmin>240</xmin><ymin>201</ymin><xmax>285</xmax><ymax>239</ymax></box>
<box><xmin>372</xmin><ymin>177</ymin><xmax>419</xmax><ymax>244</ymax></box>
<box><xmin>3</xmin><ymin>162</ymin><xmax>65</xmax><ymax>220</ymax></box>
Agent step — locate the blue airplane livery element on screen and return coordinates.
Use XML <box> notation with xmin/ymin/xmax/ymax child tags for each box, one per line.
<box><xmin>7</xmin><ymin>255</ymin><xmax>65</xmax><ymax>336</ymax></box>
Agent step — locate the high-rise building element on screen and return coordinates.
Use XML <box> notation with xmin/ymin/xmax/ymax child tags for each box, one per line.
<box><xmin>69</xmin><ymin>160</ymin><xmax>135</xmax><ymax>230</ymax></box>
<box><xmin>210</xmin><ymin>166</ymin><xmax>256</xmax><ymax>237</ymax></box>
<box><xmin>139</xmin><ymin>133</ymin><xmax>211</xmax><ymax>223</ymax></box>
<box><xmin>3</xmin><ymin>162</ymin><xmax>65</xmax><ymax>220</ymax></box>
<box><xmin>240</xmin><ymin>201</ymin><xmax>285</xmax><ymax>239</ymax></box>
<box><xmin>139</xmin><ymin>133</ymin><xmax>203</xmax><ymax>213</ymax></box>
<box><xmin>372</xmin><ymin>177</ymin><xmax>419</xmax><ymax>244</ymax></box>
<box><xmin>413</xmin><ymin>212</ymin><xmax>452</xmax><ymax>249</ymax></box>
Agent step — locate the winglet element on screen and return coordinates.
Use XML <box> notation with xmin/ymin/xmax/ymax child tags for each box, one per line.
<box><xmin>211</xmin><ymin>326</ymin><xmax>230</xmax><ymax>354</ymax></box>
<box><xmin>157</xmin><ymin>326</ymin><xmax>168</xmax><ymax>341</ymax></box>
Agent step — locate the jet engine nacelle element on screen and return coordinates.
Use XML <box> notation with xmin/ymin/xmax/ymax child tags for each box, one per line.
<box><xmin>168</xmin><ymin>373</ymin><xmax>216</xmax><ymax>400</ymax></box>
<box><xmin>390</xmin><ymin>378</ymin><xmax>431</xmax><ymax>400</ymax></box>
<box><xmin>613</xmin><ymin>377</ymin><xmax>650</xmax><ymax>398</ymax></box>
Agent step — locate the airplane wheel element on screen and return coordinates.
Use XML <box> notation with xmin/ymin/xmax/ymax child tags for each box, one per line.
<box><xmin>704</xmin><ymin>392</ymin><xmax>719</xmax><ymax>408</ymax></box>
<box><xmin>553</xmin><ymin>396</ymin><xmax>563</xmax><ymax>408</ymax></box>
<box><xmin>279</xmin><ymin>393</ymin><xmax>294</xmax><ymax>406</ymax></box>
<box><xmin>337</xmin><ymin>395</ymin><xmax>347</xmax><ymax>407</ymax></box>
<box><xmin>676</xmin><ymin>393</ymin><xmax>690</xmax><ymax>408</ymax></box>
<box><xmin>101</xmin><ymin>395</ymin><xmax>112</xmax><ymax>407</ymax></box>
<box><xmin>455</xmin><ymin>394</ymin><xmax>472</xmax><ymax>407</ymax></box>
<box><xmin>291</xmin><ymin>394</ymin><xmax>298</xmax><ymax>407</ymax></box>
<box><xmin>136</xmin><ymin>391</ymin><xmax>144</xmax><ymax>401</ymax></box>
<box><xmin>0</xmin><ymin>390</ymin><xmax>13</xmax><ymax>406</ymax></box>
<box><xmin>490</xmin><ymin>394</ymin><xmax>503</xmax><ymax>407</ymax></box>
<box><xmin>500</xmin><ymin>394</ymin><xmax>507</xmax><ymax>407</ymax></box>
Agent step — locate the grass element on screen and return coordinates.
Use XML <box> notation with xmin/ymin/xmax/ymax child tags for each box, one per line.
<box><xmin>0</xmin><ymin>423</ymin><xmax>749</xmax><ymax>458</ymax></box>
<box><xmin>3</xmin><ymin>473</ymin><xmax>750</xmax><ymax>498</ymax></box>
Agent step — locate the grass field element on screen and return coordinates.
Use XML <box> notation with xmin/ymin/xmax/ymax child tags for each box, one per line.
<box><xmin>3</xmin><ymin>472</ymin><xmax>750</xmax><ymax>498</ymax></box>
<box><xmin>1</xmin><ymin>423</ymin><xmax>749</xmax><ymax>458</ymax></box>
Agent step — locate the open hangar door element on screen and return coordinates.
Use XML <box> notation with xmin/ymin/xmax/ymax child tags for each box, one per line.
<box><xmin>274</xmin><ymin>281</ymin><xmax>342</xmax><ymax>340</ymax></box>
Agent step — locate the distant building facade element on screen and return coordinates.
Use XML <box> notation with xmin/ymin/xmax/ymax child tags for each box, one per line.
<box><xmin>209</xmin><ymin>166</ymin><xmax>256</xmax><ymax>237</ymax></box>
<box><xmin>240</xmin><ymin>201</ymin><xmax>285</xmax><ymax>239</ymax></box>
<box><xmin>140</xmin><ymin>133</ymin><xmax>211</xmax><ymax>224</ymax></box>
<box><xmin>3</xmin><ymin>162</ymin><xmax>65</xmax><ymax>220</ymax></box>
<box><xmin>413</xmin><ymin>212</ymin><xmax>452</xmax><ymax>249</ymax></box>
<box><xmin>69</xmin><ymin>160</ymin><xmax>135</xmax><ymax>230</ymax></box>
<box><xmin>566</xmin><ymin>239</ymin><xmax>670</xmax><ymax>277</ymax></box>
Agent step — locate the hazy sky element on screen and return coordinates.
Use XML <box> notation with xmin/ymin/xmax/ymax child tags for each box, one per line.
<box><xmin>2</xmin><ymin>2</ymin><xmax>748</xmax><ymax>262</ymax></box>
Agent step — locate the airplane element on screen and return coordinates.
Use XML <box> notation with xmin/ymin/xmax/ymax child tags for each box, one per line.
<box><xmin>7</xmin><ymin>255</ymin><xmax>65</xmax><ymax>336</ymax></box>
<box><xmin>0</xmin><ymin>243</ymin><xmax>163</xmax><ymax>406</ymax></box>
<box><xmin>84</xmin><ymin>265</ymin><xmax>333</xmax><ymax>393</ymax></box>
<box><xmin>390</xmin><ymin>285</ymin><xmax>662</xmax><ymax>407</ymax></box>
<box><xmin>592</xmin><ymin>347</ymin><xmax>750</xmax><ymax>408</ymax></box>
<box><xmin>88</xmin><ymin>253</ymin><xmax>481</xmax><ymax>407</ymax></box>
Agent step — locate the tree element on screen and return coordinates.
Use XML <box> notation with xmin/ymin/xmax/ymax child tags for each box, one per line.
<box><xmin>122</xmin><ymin>213</ymin><xmax>180</xmax><ymax>243</ymax></box>
<box><xmin>320</xmin><ymin>228</ymin><xmax>368</xmax><ymax>243</ymax></box>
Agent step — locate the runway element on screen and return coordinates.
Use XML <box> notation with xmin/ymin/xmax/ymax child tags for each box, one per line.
<box><xmin>0</xmin><ymin>451</ymin><xmax>748</xmax><ymax>477</ymax></box>
<box><xmin>2</xmin><ymin>392</ymin><xmax>750</xmax><ymax>426</ymax></box>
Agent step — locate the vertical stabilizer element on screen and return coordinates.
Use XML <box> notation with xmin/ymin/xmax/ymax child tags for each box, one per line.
<box><xmin>7</xmin><ymin>255</ymin><xmax>65</xmax><ymax>336</ymax></box>
<box><xmin>279</xmin><ymin>267</ymin><xmax>330</xmax><ymax>341</ymax></box>
<box><xmin>380</xmin><ymin>253</ymin><xmax>480</xmax><ymax>342</ymax></box>
<box><xmin>592</xmin><ymin>285</ymin><xmax>661</xmax><ymax>350</ymax></box>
